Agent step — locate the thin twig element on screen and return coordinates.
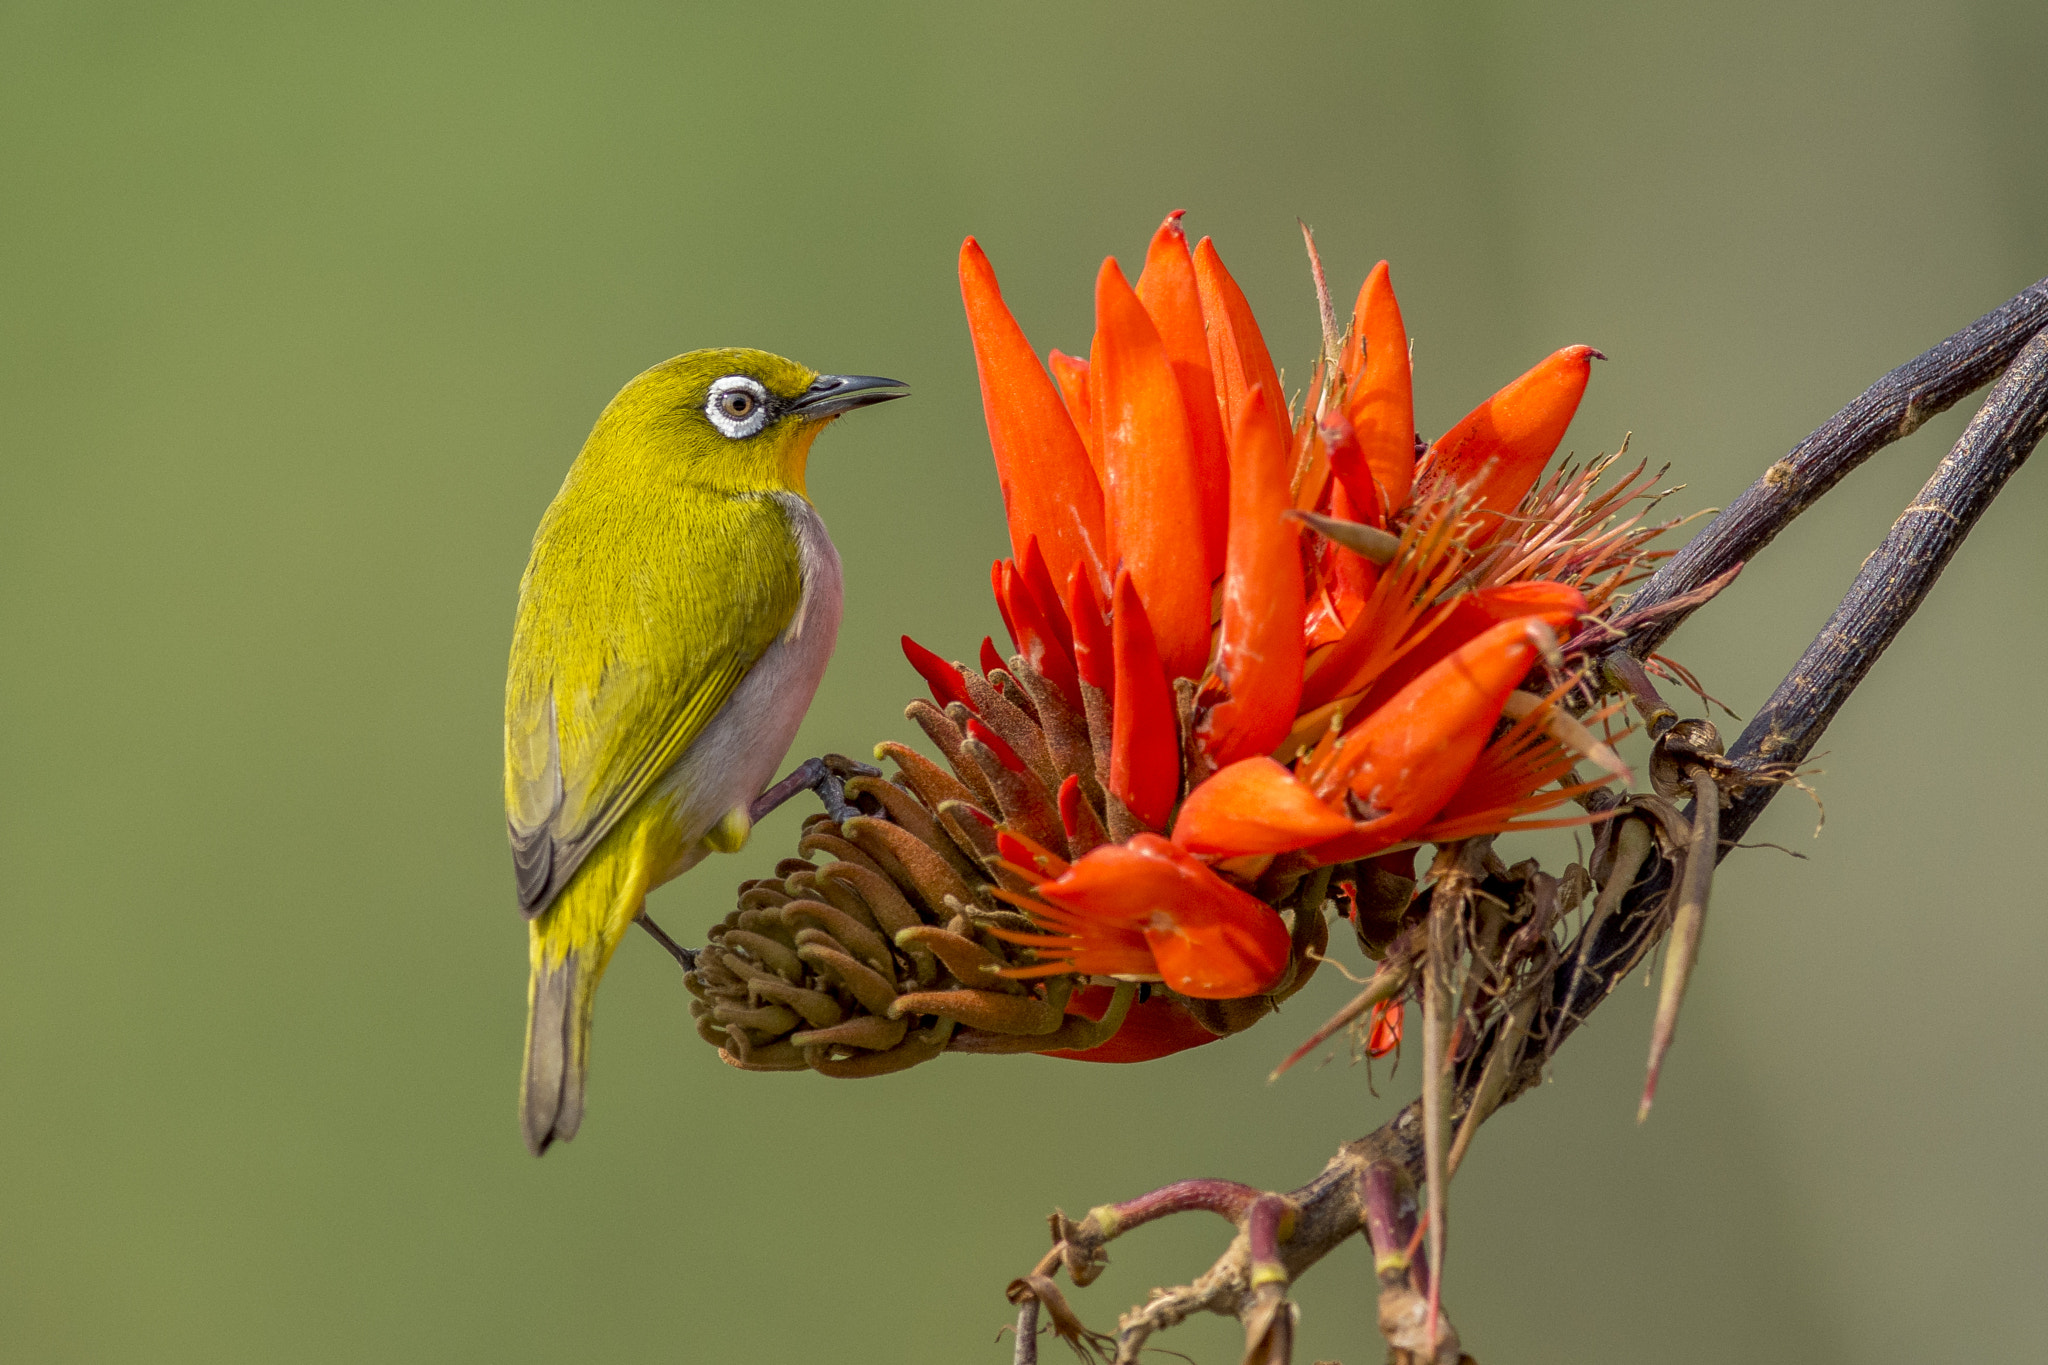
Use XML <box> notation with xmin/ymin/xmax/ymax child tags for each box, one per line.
<box><xmin>1619</xmin><ymin>279</ymin><xmax>2048</xmax><ymax>657</ymax></box>
<box><xmin>1720</xmin><ymin>328</ymin><xmax>2048</xmax><ymax>836</ymax></box>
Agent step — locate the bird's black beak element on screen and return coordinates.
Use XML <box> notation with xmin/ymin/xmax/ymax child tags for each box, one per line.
<box><xmin>791</xmin><ymin>373</ymin><xmax>910</xmax><ymax>418</ymax></box>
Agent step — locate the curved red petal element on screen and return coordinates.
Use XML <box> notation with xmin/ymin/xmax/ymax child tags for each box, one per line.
<box><xmin>1092</xmin><ymin>258</ymin><xmax>1212</xmax><ymax>681</ymax></box>
<box><xmin>1366</xmin><ymin>999</ymin><xmax>1404</xmax><ymax>1058</ymax></box>
<box><xmin>967</xmin><ymin>716</ymin><xmax>1027</xmax><ymax>774</ymax></box>
<box><xmin>1018</xmin><ymin>536</ymin><xmax>1075</xmax><ymax>657</ymax></box>
<box><xmin>1192</xmin><ymin>236</ymin><xmax>1290</xmax><ymax>461</ymax></box>
<box><xmin>1045</xmin><ymin>348</ymin><xmax>1099</xmax><ymax>477</ymax></box>
<box><xmin>999</xmin><ymin>553</ymin><xmax>1084</xmax><ymax>714</ymax></box>
<box><xmin>1320</xmin><ymin>401</ymin><xmax>1384</xmax><ymax>529</ymax></box>
<box><xmin>1066</xmin><ymin>563</ymin><xmax>1114</xmax><ymax>694</ymax></box>
<box><xmin>1146</xmin><ymin>910</ymin><xmax>1291</xmax><ymax>999</ymax></box>
<box><xmin>1171</xmin><ymin>757</ymin><xmax>1354</xmax><ymax>857</ymax></box>
<box><xmin>1308</xmin><ymin>615</ymin><xmax>1571</xmax><ymax>852</ymax></box>
<box><xmin>1030</xmin><ymin>834</ymin><xmax>1290</xmax><ymax>998</ymax></box>
<box><xmin>1136</xmin><ymin>212</ymin><xmax>1230</xmax><ymax>580</ymax></box>
<box><xmin>1196</xmin><ymin>384</ymin><xmax>1307</xmax><ymax>768</ymax></box>
<box><xmin>960</xmin><ymin>238</ymin><xmax>1110</xmax><ymax>591</ymax></box>
<box><xmin>1057</xmin><ymin>773</ymin><xmax>1086</xmax><ymax>840</ymax></box>
<box><xmin>902</xmin><ymin>635</ymin><xmax>975</xmax><ymax>712</ymax></box>
<box><xmin>1109</xmin><ymin>571</ymin><xmax>1182</xmax><ymax>832</ymax></box>
<box><xmin>1349</xmin><ymin>581</ymin><xmax>1586</xmax><ymax>720</ymax></box>
<box><xmin>1423</xmin><ymin>344</ymin><xmax>1599</xmax><ymax>530</ymax></box>
<box><xmin>1344</xmin><ymin>261</ymin><xmax>1416</xmax><ymax>514</ymax></box>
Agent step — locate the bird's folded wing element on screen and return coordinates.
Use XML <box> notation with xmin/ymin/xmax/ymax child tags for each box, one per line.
<box><xmin>504</xmin><ymin>493</ymin><xmax>804</xmax><ymax>917</ymax></box>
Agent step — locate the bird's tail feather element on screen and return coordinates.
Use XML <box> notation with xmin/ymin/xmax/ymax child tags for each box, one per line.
<box><xmin>521</xmin><ymin>946</ymin><xmax>594</xmax><ymax>1156</ymax></box>
<box><xmin>521</xmin><ymin>845</ymin><xmax>647</xmax><ymax>1155</ymax></box>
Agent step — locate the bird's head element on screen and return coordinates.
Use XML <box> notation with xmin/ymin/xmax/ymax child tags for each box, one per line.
<box><xmin>586</xmin><ymin>347</ymin><xmax>908</xmax><ymax>498</ymax></box>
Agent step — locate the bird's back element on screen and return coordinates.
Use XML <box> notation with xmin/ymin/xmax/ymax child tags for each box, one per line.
<box><xmin>505</xmin><ymin>469</ymin><xmax>806</xmax><ymax>918</ymax></box>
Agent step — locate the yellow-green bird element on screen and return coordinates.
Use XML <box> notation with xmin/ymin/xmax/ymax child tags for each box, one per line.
<box><xmin>505</xmin><ymin>348</ymin><xmax>906</xmax><ymax>1155</ymax></box>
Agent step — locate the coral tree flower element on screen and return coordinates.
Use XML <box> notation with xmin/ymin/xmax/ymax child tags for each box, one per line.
<box><xmin>987</xmin><ymin>833</ymin><xmax>1292</xmax><ymax>1000</ymax></box>
<box><xmin>911</xmin><ymin>213</ymin><xmax>1669</xmax><ymax>1055</ymax></box>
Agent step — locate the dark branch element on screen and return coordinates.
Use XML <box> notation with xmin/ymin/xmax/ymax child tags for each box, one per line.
<box><xmin>1619</xmin><ymin>277</ymin><xmax>2048</xmax><ymax>658</ymax></box>
<box><xmin>1552</xmin><ymin>325</ymin><xmax>2048</xmax><ymax>1057</ymax></box>
<box><xmin>1719</xmin><ymin>329</ymin><xmax>2048</xmax><ymax>838</ymax></box>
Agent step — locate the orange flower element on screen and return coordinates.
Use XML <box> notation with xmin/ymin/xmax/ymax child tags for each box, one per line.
<box><xmin>931</xmin><ymin>216</ymin><xmax>1669</xmax><ymax>1049</ymax></box>
<box><xmin>1171</xmin><ymin>756</ymin><xmax>1353</xmax><ymax>858</ymax></box>
<box><xmin>989</xmin><ymin>834</ymin><xmax>1292</xmax><ymax>999</ymax></box>
<box><xmin>1193</xmin><ymin>383</ymin><xmax>1305</xmax><ymax>770</ymax></box>
<box><xmin>1417</xmin><ymin>345</ymin><xmax>1601</xmax><ymax>540</ymax></box>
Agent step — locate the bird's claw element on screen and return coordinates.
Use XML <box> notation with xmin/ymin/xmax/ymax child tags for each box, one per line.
<box><xmin>750</xmin><ymin>754</ymin><xmax>882</xmax><ymax>826</ymax></box>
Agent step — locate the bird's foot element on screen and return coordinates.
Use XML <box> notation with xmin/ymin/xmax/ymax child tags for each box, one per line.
<box><xmin>750</xmin><ymin>754</ymin><xmax>880</xmax><ymax>826</ymax></box>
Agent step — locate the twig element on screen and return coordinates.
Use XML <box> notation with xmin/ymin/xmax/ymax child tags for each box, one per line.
<box><xmin>1719</xmin><ymin>328</ymin><xmax>2048</xmax><ymax>837</ymax></box>
<box><xmin>1619</xmin><ymin>279</ymin><xmax>2048</xmax><ymax>657</ymax></box>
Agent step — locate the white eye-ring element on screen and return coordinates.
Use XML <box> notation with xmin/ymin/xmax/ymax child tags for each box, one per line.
<box><xmin>705</xmin><ymin>376</ymin><xmax>772</xmax><ymax>439</ymax></box>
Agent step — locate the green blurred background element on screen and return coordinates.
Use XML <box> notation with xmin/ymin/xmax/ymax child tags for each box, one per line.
<box><xmin>4</xmin><ymin>2</ymin><xmax>2044</xmax><ymax>1361</ymax></box>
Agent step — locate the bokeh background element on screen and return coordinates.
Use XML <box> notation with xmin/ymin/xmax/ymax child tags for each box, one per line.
<box><xmin>4</xmin><ymin>2</ymin><xmax>2045</xmax><ymax>1361</ymax></box>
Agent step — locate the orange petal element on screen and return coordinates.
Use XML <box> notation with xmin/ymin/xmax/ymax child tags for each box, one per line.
<box><xmin>1307</xmin><ymin>615</ymin><xmax>1571</xmax><ymax>859</ymax></box>
<box><xmin>1172</xmin><ymin>757</ymin><xmax>1354</xmax><ymax>857</ymax></box>
<box><xmin>980</xmin><ymin>634</ymin><xmax>1005</xmax><ymax>679</ymax></box>
<box><xmin>902</xmin><ymin>635</ymin><xmax>974</xmax><ymax>712</ymax></box>
<box><xmin>1423</xmin><ymin>344</ymin><xmax>1600</xmax><ymax>534</ymax></box>
<box><xmin>1344</xmin><ymin>262</ymin><xmax>1416</xmax><ymax>515</ymax></box>
<box><xmin>1348</xmin><ymin>581</ymin><xmax>1586</xmax><ymax>721</ymax></box>
<box><xmin>1319</xmin><ymin>401</ymin><xmax>1384</xmax><ymax>530</ymax></box>
<box><xmin>1417</xmin><ymin>695</ymin><xmax>1625</xmax><ymax>843</ymax></box>
<box><xmin>1317</xmin><ymin>472</ymin><xmax>1380</xmax><ymax>623</ymax></box>
<box><xmin>1043</xmin><ymin>986</ymin><xmax>1223</xmax><ymax>1062</ymax></box>
<box><xmin>1195</xmin><ymin>384</ymin><xmax>1306</xmax><ymax>768</ymax></box>
<box><xmin>1046</xmin><ymin>348</ymin><xmax>1099</xmax><ymax>477</ymax></box>
<box><xmin>1023</xmin><ymin>834</ymin><xmax>1290</xmax><ymax>998</ymax></box>
<box><xmin>1109</xmin><ymin>571</ymin><xmax>1181</xmax><ymax>833</ymax></box>
<box><xmin>1091</xmin><ymin>258</ymin><xmax>1212</xmax><ymax>681</ymax></box>
<box><xmin>959</xmin><ymin>238</ymin><xmax>1110</xmax><ymax>592</ymax></box>
<box><xmin>1136</xmin><ymin>212</ymin><xmax>1230</xmax><ymax>580</ymax></box>
<box><xmin>1296</xmin><ymin>503</ymin><xmax>1466</xmax><ymax>713</ymax></box>
<box><xmin>1193</xmin><ymin>235</ymin><xmax>1291</xmax><ymax>467</ymax></box>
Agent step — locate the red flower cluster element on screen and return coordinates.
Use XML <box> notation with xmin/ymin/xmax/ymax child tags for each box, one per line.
<box><xmin>907</xmin><ymin>214</ymin><xmax>1659</xmax><ymax>1058</ymax></box>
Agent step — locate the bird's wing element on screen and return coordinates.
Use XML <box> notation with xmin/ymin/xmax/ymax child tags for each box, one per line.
<box><xmin>504</xmin><ymin>491</ymin><xmax>804</xmax><ymax>917</ymax></box>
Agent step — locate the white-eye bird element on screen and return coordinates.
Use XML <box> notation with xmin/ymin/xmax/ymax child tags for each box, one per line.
<box><xmin>505</xmin><ymin>348</ymin><xmax>906</xmax><ymax>1155</ymax></box>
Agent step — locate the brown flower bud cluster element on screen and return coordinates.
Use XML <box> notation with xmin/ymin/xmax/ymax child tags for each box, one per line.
<box><xmin>683</xmin><ymin>654</ymin><xmax>1329</xmax><ymax>1076</ymax></box>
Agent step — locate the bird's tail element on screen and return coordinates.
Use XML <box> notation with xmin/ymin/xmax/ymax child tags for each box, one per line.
<box><xmin>521</xmin><ymin>839</ymin><xmax>647</xmax><ymax>1156</ymax></box>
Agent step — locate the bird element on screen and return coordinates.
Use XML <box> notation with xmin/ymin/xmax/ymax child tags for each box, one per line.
<box><xmin>504</xmin><ymin>348</ymin><xmax>907</xmax><ymax>1155</ymax></box>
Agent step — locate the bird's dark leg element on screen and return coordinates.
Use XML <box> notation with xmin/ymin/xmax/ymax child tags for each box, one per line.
<box><xmin>635</xmin><ymin>912</ymin><xmax>696</xmax><ymax>969</ymax></box>
<box><xmin>634</xmin><ymin>757</ymin><xmax>880</xmax><ymax>969</ymax></box>
<box><xmin>749</xmin><ymin>753</ymin><xmax>880</xmax><ymax>826</ymax></box>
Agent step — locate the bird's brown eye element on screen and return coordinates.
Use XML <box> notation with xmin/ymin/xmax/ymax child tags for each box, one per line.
<box><xmin>705</xmin><ymin>375</ymin><xmax>771</xmax><ymax>439</ymax></box>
